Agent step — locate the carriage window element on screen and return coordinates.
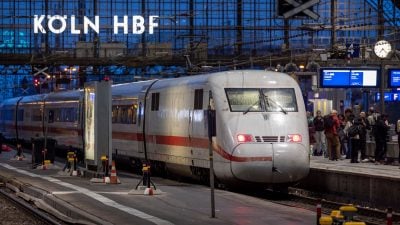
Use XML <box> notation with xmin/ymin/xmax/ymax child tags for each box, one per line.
<box><xmin>17</xmin><ymin>109</ymin><xmax>24</xmax><ymax>121</ymax></box>
<box><xmin>112</xmin><ymin>105</ymin><xmax>137</xmax><ymax>124</ymax></box>
<box><xmin>225</xmin><ymin>88</ymin><xmax>262</xmax><ymax>112</ymax></box>
<box><xmin>194</xmin><ymin>89</ymin><xmax>203</xmax><ymax>110</ymax></box>
<box><xmin>262</xmin><ymin>88</ymin><xmax>298</xmax><ymax>112</ymax></box>
<box><xmin>31</xmin><ymin>109</ymin><xmax>42</xmax><ymax>121</ymax></box>
<box><xmin>112</xmin><ymin>106</ymin><xmax>118</xmax><ymax>123</ymax></box>
<box><xmin>48</xmin><ymin>110</ymin><xmax>54</xmax><ymax>123</ymax></box>
<box><xmin>1</xmin><ymin>109</ymin><xmax>14</xmax><ymax>121</ymax></box>
<box><xmin>151</xmin><ymin>92</ymin><xmax>160</xmax><ymax>111</ymax></box>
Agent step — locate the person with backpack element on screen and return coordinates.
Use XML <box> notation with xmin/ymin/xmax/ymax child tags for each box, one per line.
<box><xmin>345</xmin><ymin>116</ymin><xmax>361</xmax><ymax>163</ymax></box>
<box><xmin>313</xmin><ymin>110</ymin><xmax>326</xmax><ymax>157</ymax></box>
<box><xmin>359</xmin><ymin>111</ymin><xmax>370</xmax><ymax>162</ymax></box>
<box><xmin>395</xmin><ymin>118</ymin><xmax>400</xmax><ymax>167</ymax></box>
<box><xmin>344</xmin><ymin>113</ymin><xmax>355</xmax><ymax>159</ymax></box>
<box><xmin>324</xmin><ymin>109</ymin><xmax>341</xmax><ymax>161</ymax></box>
<box><xmin>373</xmin><ymin>115</ymin><xmax>389</xmax><ymax>164</ymax></box>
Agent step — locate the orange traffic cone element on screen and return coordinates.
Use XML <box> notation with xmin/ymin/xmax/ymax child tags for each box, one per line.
<box><xmin>144</xmin><ymin>187</ymin><xmax>154</xmax><ymax>195</ymax></box>
<box><xmin>109</xmin><ymin>160</ymin><xmax>120</xmax><ymax>184</ymax></box>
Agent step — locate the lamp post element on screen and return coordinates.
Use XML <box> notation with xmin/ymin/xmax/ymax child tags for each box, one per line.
<box><xmin>380</xmin><ymin>61</ymin><xmax>385</xmax><ymax>114</ymax></box>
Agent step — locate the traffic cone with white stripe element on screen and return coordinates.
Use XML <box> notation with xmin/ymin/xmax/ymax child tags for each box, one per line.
<box><xmin>109</xmin><ymin>160</ymin><xmax>120</xmax><ymax>184</ymax></box>
<box><xmin>144</xmin><ymin>187</ymin><xmax>154</xmax><ymax>195</ymax></box>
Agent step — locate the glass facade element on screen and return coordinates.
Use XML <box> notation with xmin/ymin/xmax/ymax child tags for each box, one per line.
<box><xmin>0</xmin><ymin>0</ymin><xmax>399</xmax><ymax>102</ymax></box>
<box><xmin>0</xmin><ymin>0</ymin><xmax>398</xmax><ymax>55</ymax></box>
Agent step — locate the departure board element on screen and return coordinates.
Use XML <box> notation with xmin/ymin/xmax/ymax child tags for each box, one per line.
<box><xmin>388</xmin><ymin>69</ymin><xmax>400</xmax><ymax>87</ymax></box>
<box><xmin>320</xmin><ymin>68</ymin><xmax>379</xmax><ymax>88</ymax></box>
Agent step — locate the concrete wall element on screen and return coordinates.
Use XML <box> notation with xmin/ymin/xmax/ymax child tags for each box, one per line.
<box><xmin>298</xmin><ymin>168</ymin><xmax>400</xmax><ymax>211</ymax></box>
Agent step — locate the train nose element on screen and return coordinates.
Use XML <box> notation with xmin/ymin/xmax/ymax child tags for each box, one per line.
<box><xmin>230</xmin><ymin>143</ymin><xmax>309</xmax><ymax>184</ymax></box>
<box><xmin>270</xmin><ymin>143</ymin><xmax>310</xmax><ymax>183</ymax></box>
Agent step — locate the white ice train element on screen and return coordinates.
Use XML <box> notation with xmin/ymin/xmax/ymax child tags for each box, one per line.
<box><xmin>0</xmin><ymin>70</ymin><xmax>309</xmax><ymax>187</ymax></box>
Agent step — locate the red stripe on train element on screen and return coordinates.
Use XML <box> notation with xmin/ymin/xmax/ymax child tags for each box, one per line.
<box><xmin>8</xmin><ymin>124</ymin><xmax>272</xmax><ymax>162</ymax></box>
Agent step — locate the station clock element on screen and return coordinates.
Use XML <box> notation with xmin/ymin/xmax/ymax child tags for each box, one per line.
<box><xmin>374</xmin><ymin>40</ymin><xmax>392</xmax><ymax>59</ymax></box>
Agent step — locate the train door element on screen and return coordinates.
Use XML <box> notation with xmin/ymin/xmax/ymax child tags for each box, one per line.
<box><xmin>189</xmin><ymin>88</ymin><xmax>207</xmax><ymax>146</ymax></box>
<box><xmin>14</xmin><ymin>97</ymin><xmax>24</xmax><ymax>143</ymax></box>
<box><xmin>137</xmin><ymin>80</ymin><xmax>159</xmax><ymax>158</ymax></box>
<box><xmin>137</xmin><ymin>95</ymin><xmax>145</xmax><ymax>154</ymax></box>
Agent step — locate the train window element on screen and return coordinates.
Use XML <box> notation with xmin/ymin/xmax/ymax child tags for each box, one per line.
<box><xmin>48</xmin><ymin>110</ymin><xmax>54</xmax><ymax>123</ymax></box>
<box><xmin>4</xmin><ymin>110</ymin><xmax>14</xmax><ymax>121</ymax></box>
<box><xmin>128</xmin><ymin>105</ymin><xmax>137</xmax><ymax>124</ymax></box>
<box><xmin>31</xmin><ymin>109</ymin><xmax>42</xmax><ymax>121</ymax></box>
<box><xmin>121</xmin><ymin>107</ymin><xmax>128</xmax><ymax>123</ymax></box>
<box><xmin>17</xmin><ymin>109</ymin><xmax>24</xmax><ymax>121</ymax></box>
<box><xmin>262</xmin><ymin>88</ymin><xmax>298</xmax><ymax>112</ymax></box>
<box><xmin>194</xmin><ymin>89</ymin><xmax>203</xmax><ymax>110</ymax></box>
<box><xmin>225</xmin><ymin>88</ymin><xmax>262</xmax><ymax>112</ymax></box>
<box><xmin>151</xmin><ymin>92</ymin><xmax>160</xmax><ymax>111</ymax></box>
<box><xmin>112</xmin><ymin>105</ymin><xmax>136</xmax><ymax>124</ymax></box>
<box><xmin>112</xmin><ymin>106</ymin><xmax>118</xmax><ymax>123</ymax></box>
<box><xmin>225</xmin><ymin>88</ymin><xmax>298</xmax><ymax>113</ymax></box>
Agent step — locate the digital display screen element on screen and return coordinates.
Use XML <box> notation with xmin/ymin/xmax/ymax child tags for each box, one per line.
<box><xmin>388</xmin><ymin>69</ymin><xmax>400</xmax><ymax>87</ymax></box>
<box><xmin>375</xmin><ymin>92</ymin><xmax>400</xmax><ymax>102</ymax></box>
<box><xmin>320</xmin><ymin>68</ymin><xmax>379</xmax><ymax>88</ymax></box>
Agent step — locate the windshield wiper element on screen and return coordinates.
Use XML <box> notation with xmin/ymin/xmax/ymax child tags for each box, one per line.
<box><xmin>243</xmin><ymin>100</ymin><xmax>261</xmax><ymax>115</ymax></box>
<box><xmin>264</xmin><ymin>94</ymin><xmax>287</xmax><ymax>114</ymax></box>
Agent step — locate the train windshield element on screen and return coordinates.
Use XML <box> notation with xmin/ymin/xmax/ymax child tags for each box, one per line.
<box><xmin>225</xmin><ymin>88</ymin><xmax>297</xmax><ymax>113</ymax></box>
<box><xmin>262</xmin><ymin>88</ymin><xmax>298</xmax><ymax>112</ymax></box>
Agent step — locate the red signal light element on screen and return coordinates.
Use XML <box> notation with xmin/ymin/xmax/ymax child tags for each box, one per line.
<box><xmin>237</xmin><ymin>134</ymin><xmax>253</xmax><ymax>143</ymax></box>
<box><xmin>287</xmin><ymin>134</ymin><xmax>302</xmax><ymax>143</ymax></box>
<box><xmin>34</xmin><ymin>78</ymin><xmax>39</xmax><ymax>87</ymax></box>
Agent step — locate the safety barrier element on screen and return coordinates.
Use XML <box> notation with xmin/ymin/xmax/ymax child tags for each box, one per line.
<box><xmin>129</xmin><ymin>161</ymin><xmax>159</xmax><ymax>195</ymax></box>
<box><xmin>317</xmin><ymin>202</ymin><xmax>397</xmax><ymax>224</ymax></box>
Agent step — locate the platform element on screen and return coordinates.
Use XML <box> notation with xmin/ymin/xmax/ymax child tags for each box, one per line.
<box><xmin>299</xmin><ymin>155</ymin><xmax>400</xmax><ymax>212</ymax></box>
<box><xmin>0</xmin><ymin>149</ymin><xmax>315</xmax><ymax>225</ymax></box>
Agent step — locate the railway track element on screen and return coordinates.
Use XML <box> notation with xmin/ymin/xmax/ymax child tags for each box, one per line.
<box><xmin>0</xmin><ymin>183</ymin><xmax>65</xmax><ymax>225</ymax></box>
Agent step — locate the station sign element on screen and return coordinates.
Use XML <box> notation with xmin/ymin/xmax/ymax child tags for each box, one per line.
<box><xmin>319</xmin><ymin>68</ymin><xmax>379</xmax><ymax>88</ymax></box>
<box><xmin>388</xmin><ymin>69</ymin><xmax>400</xmax><ymax>87</ymax></box>
<box><xmin>34</xmin><ymin>15</ymin><xmax>159</xmax><ymax>35</ymax></box>
<box><xmin>375</xmin><ymin>92</ymin><xmax>400</xmax><ymax>102</ymax></box>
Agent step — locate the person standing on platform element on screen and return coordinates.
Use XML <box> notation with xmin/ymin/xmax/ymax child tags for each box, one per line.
<box><xmin>396</xmin><ymin>118</ymin><xmax>400</xmax><ymax>166</ymax></box>
<box><xmin>0</xmin><ymin>133</ymin><xmax>3</xmax><ymax>154</ymax></box>
<box><xmin>373</xmin><ymin>115</ymin><xmax>389</xmax><ymax>164</ymax></box>
<box><xmin>345</xmin><ymin>117</ymin><xmax>361</xmax><ymax>163</ymax></box>
<box><xmin>324</xmin><ymin>110</ymin><xmax>341</xmax><ymax>161</ymax></box>
<box><xmin>359</xmin><ymin>111</ymin><xmax>370</xmax><ymax>162</ymax></box>
<box><xmin>307</xmin><ymin>111</ymin><xmax>315</xmax><ymax>153</ymax></box>
<box><xmin>367</xmin><ymin>107</ymin><xmax>379</xmax><ymax>140</ymax></box>
<box><xmin>344</xmin><ymin>108</ymin><xmax>353</xmax><ymax>159</ymax></box>
<box><xmin>337</xmin><ymin>114</ymin><xmax>347</xmax><ymax>157</ymax></box>
<box><xmin>313</xmin><ymin>110</ymin><xmax>326</xmax><ymax>156</ymax></box>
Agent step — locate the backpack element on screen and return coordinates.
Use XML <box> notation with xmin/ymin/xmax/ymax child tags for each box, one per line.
<box><xmin>347</xmin><ymin>124</ymin><xmax>360</xmax><ymax>138</ymax></box>
<box><xmin>324</xmin><ymin>115</ymin><xmax>334</xmax><ymax>129</ymax></box>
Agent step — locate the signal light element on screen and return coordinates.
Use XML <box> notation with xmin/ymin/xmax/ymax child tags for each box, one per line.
<box><xmin>287</xmin><ymin>134</ymin><xmax>302</xmax><ymax>143</ymax></box>
<box><xmin>34</xmin><ymin>78</ymin><xmax>39</xmax><ymax>87</ymax></box>
<box><xmin>237</xmin><ymin>134</ymin><xmax>253</xmax><ymax>143</ymax></box>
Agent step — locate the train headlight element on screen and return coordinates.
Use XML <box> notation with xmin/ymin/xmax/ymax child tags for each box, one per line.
<box><xmin>237</xmin><ymin>134</ymin><xmax>253</xmax><ymax>143</ymax></box>
<box><xmin>287</xmin><ymin>134</ymin><xmax>302</xmax><ymax>143</ymax></box>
